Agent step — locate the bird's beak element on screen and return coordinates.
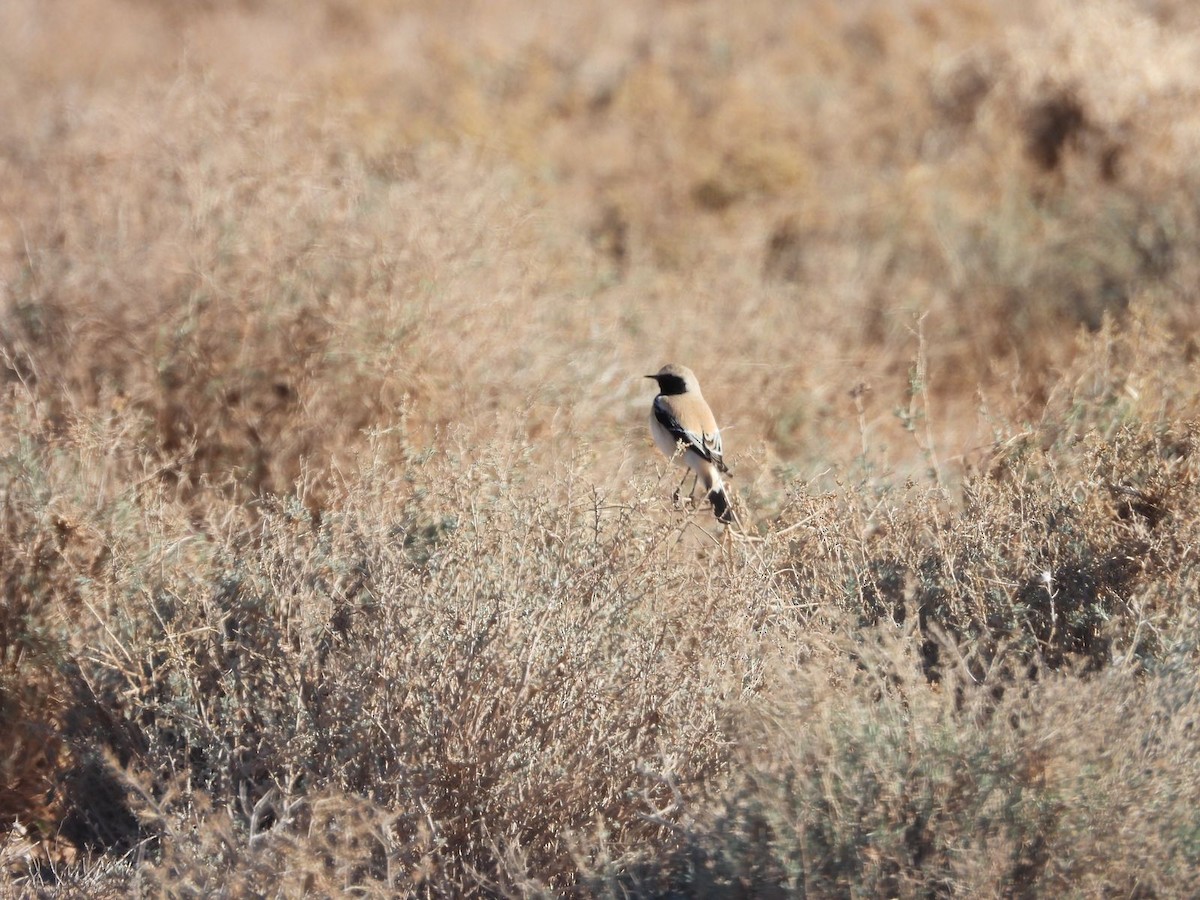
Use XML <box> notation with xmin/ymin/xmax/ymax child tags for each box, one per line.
<box><xmin>644</xmin><ymin>374</ymin><xmax>657</xmax><ymax>380</ymax></box>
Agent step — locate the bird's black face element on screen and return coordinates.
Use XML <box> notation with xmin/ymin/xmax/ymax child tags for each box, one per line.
<box><xmin>647</xmin><ymin>372</ymin><xmax>688</xmax><ymax>395</ymax></box>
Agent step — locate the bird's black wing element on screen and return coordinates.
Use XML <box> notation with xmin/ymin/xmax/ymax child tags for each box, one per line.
<box><xmin>653</xmin><ymin>396</ymin><xmax>722</xmax><ymax>467</ymax></box>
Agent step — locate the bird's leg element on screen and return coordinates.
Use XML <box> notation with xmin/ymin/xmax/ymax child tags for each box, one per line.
<box><xmin>672</xmin><ymin>469</ymin><xmax>691</xmax><ymax>506</ymax></box>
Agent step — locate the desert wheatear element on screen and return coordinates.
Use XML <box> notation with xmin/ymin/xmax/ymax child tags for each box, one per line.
<box><xmin>646</xmin><ymin>364</ymin><xmax>733</xmax><ymax>524</ymax></box>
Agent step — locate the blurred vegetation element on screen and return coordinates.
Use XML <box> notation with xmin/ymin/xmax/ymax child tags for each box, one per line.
<box><xmin>3</xmin><ymin>0</ymin><xmax>1200</xmax><ymax>895</ymax></box>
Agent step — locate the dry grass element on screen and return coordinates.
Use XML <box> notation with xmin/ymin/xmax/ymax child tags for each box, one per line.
<box><xmin>4</xmin><ymin>0</ymin><xmax>1200</xmax><ymax>895</ymax></box>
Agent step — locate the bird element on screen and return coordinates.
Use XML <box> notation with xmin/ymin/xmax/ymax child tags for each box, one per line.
<box><xmin>646</xmin><ymin>363</ymin><xmax>733</xmax><ymax>524</ymax></box>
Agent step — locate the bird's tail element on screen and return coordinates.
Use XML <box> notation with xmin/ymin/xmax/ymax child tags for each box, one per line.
<box><xmin>708</xmin><ymin>485</ymin><xmax>734</xmax><ymax>525</ymax></box>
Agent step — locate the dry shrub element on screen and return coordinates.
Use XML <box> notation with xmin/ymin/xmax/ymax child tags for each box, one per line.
<box><xmin>1</xmin><ymin>78</ymin><xmax>428</xmax><ymax>506</ymax></box>
<box><xmin>8</xmin><ymin>0</ymin><xmax>1200</xmax><ymax>476</ymax></box>
<box><xmin>851</xmin><ymin>418</ymin><xmax>1193</xmax><ymax>675</ymax></box>
<box><xmin>647</xmin><ymin>625</ymin><xmax>1200</xmax><ymax>898</ymax></box>
<box><xmin>137</xmin><ymin>792</ymin><xmax>403</xmax><ymax>897</ymax></box>
<box><xmin>2</xmin><ymin>304</ymin><xmax>1199</xmax><ymax>894</ymax></box>
<box><xmin>4</xmin><ymin>0</ymin><xmax>1200</xmax><ymax>896</ymax></box>
<box><xmin>780</xmin><ymin>307</ymin><xmax>1200</xmax><ymax>677</ymax></box>
<box><xmin>0</xmin><ymin>393</ymin><xmax>152</xmax><ymax>880</ymax></box>
<box><xmin>72</xmin><ymin>445</ymin><xmax>749</xmax><ymax>894</ymax></box>
<box><xmin>0</xmin><ymin>396</ymin><xmax>74</xmax><ymax>847</ymax></box>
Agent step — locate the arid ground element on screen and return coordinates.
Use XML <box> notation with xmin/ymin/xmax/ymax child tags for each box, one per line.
<box><xmin>3</xmin><ymin>0</ymin><xmax>1200</xmax><ymax>895</ymax></box>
